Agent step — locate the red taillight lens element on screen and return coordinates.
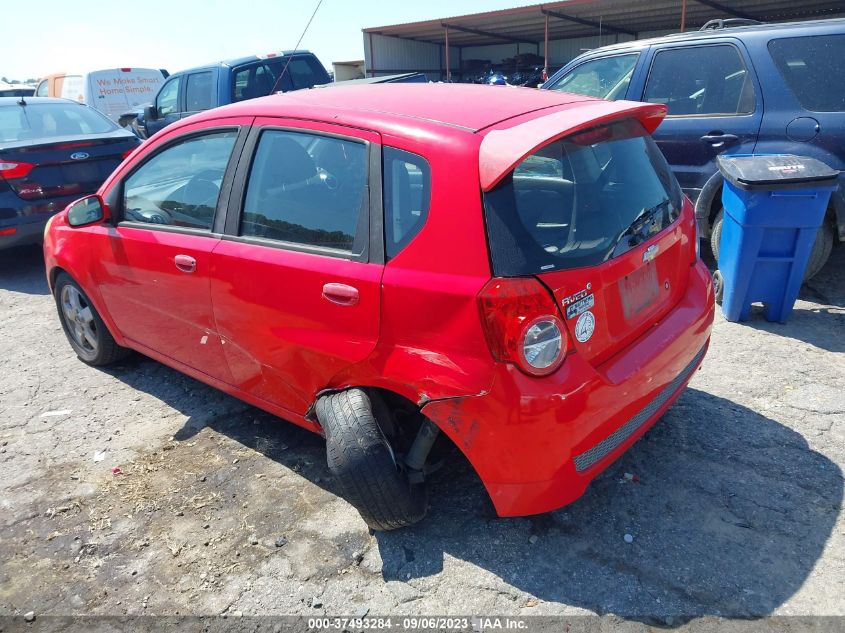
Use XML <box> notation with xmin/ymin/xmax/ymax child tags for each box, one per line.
<box><xmin>0</xmin><ymin>161</ymin><xmax>34</xmax><ymax>180</ymax></box>
<box><xmin>477</xmin><ymin>277</ymin><xmax>569</xmax><ymax>376</ymax></box>
<box><xmin>121</xmin><ymin>148</ymin><xmax>134</xmax><ymax>159</ymax></box>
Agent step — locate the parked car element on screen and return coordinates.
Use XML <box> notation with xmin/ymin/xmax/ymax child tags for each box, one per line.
<box><xmin>0</xmin><ymin>82</ymin><xmax>35</xmax><ymax>98</ymax></box>
<box><xmin>0</xmin><ymin>97</ymin><xmax>140</xmax><ymax>250</ymax></box>
<box><xmin>543</xmin><ymin>17</ymin><xmax>845</xmax><ymax>278</ymax></box>
<box><xmin>133</xmin><ymin>50</ymin><xmax>330</xmax><ymax>138</ymax></box>
<box><xmin>34</xmin><ymin>69</ymin><xmax>167</xmax><ymax>123</ymax></box>
<box><xmin>43</xmin><ymin>84</ymin><xmax>714</xmax><ymax>529</ymax></box>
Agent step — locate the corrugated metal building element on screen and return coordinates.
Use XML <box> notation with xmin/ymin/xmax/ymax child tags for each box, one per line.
<box><xmin>362</xmin><ymin>0</ymin><xmax>845</xmax><ymax>81</ymax></box>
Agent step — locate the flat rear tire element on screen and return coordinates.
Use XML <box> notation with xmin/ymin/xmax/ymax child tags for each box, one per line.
<box><xmin>316</xmin><ymin>389</ymin><xmax>428</xmax><ymax>531</ymax></box>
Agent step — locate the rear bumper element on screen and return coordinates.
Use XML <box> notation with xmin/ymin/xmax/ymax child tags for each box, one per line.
<box><xmin>0</xmin><ymin>217</ymin><xmax>48</xmax><ymax>250</ymax></box>
<box><xmin>422</xmin><ymin>260</ymin><xmax>715</xmax><ymax>517</ymax></box>
<box><xmin>0</xmin><ymin>192</ymin><xmax>80</xmax><ymax>251</ymax></box>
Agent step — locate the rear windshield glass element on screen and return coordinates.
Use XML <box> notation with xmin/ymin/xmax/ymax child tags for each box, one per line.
<box><xmin>0</xmin><ymin>103</ymin><xmax>116</xmax><ymax>143</ymax></box>
<box><xmin>768</xmin><ymin>35</ymin><xmax>845</xmax><ymax>112</ymax></box>
<box><xmin>483</xmin><ymin>118</ymin><xmax>682</xmax><ymax>276</ymax></box>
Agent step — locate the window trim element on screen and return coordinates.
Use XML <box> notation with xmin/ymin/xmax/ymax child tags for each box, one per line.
<box><xmin>225</xmin><ymin>124</ymin><xmax>378</xmax><ymax>264</ymax></box>
<box><xmin>110</xmin><ymin>126</ymin><xmax>248</xmax><ymax>237</ymax></box>
<box><xmin>549</xmin><ymin>51</ymin><xmax>641</xmax><ymax>99</ymax></box>
<box><xmin>643</xmin><ymin>42</ymin><xmax>757</xmax><ymax>119</ymax></box>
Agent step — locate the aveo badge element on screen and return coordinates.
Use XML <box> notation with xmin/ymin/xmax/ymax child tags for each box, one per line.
<box><xmin>575</xmin><ymin>310</ymin><xmax>596</xmax><ymax>343</ymax></box>
<box><xmin>70</xmin><ymin>152</ymin><xmax>90</xmax><ymax>160</ymax></box>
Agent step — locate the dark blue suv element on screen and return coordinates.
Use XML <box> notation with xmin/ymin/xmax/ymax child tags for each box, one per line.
<box><xmin>543</xmin><ymin>18</ymin><xmax>845</xmax><ymax>278</ymax></box>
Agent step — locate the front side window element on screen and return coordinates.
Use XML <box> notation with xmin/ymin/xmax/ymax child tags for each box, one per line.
<box><xmin>185</xmin><ymin>72</ymin><xmax>214</xmax><ymax>112</ymax></box>
<box><xmin>548</xmin><ymin>54</ymin><xmax>639</xmax><ymax>100</ymax></box>
<box><xmin>769</xmin><ymin>34</ymin><xmax>845</xmax><ymax>112</ymax></box>
<box><xmin>483</xmin><ymin>119</ymin><xmax>682</xmax><ymax>275</ymax></box>
<box><xmin>240</xmin><ymin>129</ymin><xmax>368</xmax><ymax>254</ymax></box>
<box><xmin>123</xmin><ymin>131</ymin><xmax>237</xmax><ymax>230</ymax></box>
<box><xmin>644</xmin><ymin>45</ymin><xmax>755</xmax><ymax>116</ymax></box>
<box><xmin>384</xmin><ymin>147</ymin><xmax>431</xmax><ymax>259</ymax></box>
<box><xmin>156</xmin><ymin>77</ymin><xmax>179</xmax><ymax>116</ymax></box>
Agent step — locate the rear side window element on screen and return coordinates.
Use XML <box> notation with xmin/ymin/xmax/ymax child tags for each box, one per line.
<box><xmin>548</xmin><ymin>54</ymin><xmax>639</xmax><ymax>100</ymax></box>
<box><xmin>233</xmin><ymin>63</ymin><xmax>276</xmax><ymax>102</ymax></box>
<box><xmin>644</xmin><ymin>45</ymin><xmax>755</xmax><ymax>116</ymax></box>
<box><xmin>483</xmin><ymin>119</ymin><xmax>682</xmax><ymax>275</ymax></box>
<box><xmin>123</xmin><ymin>131</ymin><xmax>237</xmax><ymax>230</ymax></box>
<box><xmin>384</xmin><ymin>147</ymin><xmax>431</xmax><ymax>258</ymax></box>
<box><xmin>769</xmin><ymin>35</ymin><xmax>845</xmax><ymax>112</ymax></box>
<box><xmin>185</xmin><ymin>72</ymin><xmax>214</xmax><ymax>112</ymax></box>
<box><xmin>240</xmin><ymin>129</ymin><xmax>368</xmax><ymax>254</ymax></box>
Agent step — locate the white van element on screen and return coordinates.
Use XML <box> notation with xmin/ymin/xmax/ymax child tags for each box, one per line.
<box><xmin>34</xmin><ymin>68</ymin><xmax>167</xmax><ymax>122</ymax></box>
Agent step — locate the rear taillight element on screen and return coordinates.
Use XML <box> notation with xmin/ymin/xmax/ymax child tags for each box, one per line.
<box><xmin>121</xmin><ymin>148</ymin><xmax>134</xmax><ymax>159</ymax></box>
<box><xmin>477</xmin><ymin>277</ymin><xmax>569</xmax><ymax>377</ymax></box>
<box><xmin>0</xmin><ymin>161</ymin><xmax>34</xmax><ymax>180</ymax></box>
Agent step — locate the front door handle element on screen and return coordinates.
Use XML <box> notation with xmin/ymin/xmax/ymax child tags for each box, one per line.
<box><xmin>174</xmin><ymin>254</ymin><xmax>196</xmax><ymax>273</ymax></box>
<box><xmin>322</xmin><ymin>282</ymin><xmax>359</xmax><ymax>306</ymax></box>
<box><xmin>700</xmin><ymin>132</ymin><xmax>739</xmax><ymax>147</ymax></box>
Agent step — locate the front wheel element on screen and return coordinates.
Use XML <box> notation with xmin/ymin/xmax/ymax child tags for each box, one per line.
<box><xmin>54</xmin><ymin>273</ymin><xmax>130</xmax><ymax>366</ymax></box>
<box><xmin>711</xmin><ymin>209</ymin><xmax>834</xmax><ymax>280</ymax></box>
<box><xmin>316</xmin><ymin>389</ymin><xmax>428</xmax><ymax>531</ymax></box>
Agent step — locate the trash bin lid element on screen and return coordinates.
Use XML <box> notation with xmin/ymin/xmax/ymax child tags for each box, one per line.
<box><xmin>717</xmin><ymin>154</ymin><xmax>840</xmax><ymax>191</ymax></box>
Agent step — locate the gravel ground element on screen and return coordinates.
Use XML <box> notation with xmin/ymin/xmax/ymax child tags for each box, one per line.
<box><xmin>0</xmin><ymin>243</ymin><xmax>843</xmax><ymax>624</ymax></box>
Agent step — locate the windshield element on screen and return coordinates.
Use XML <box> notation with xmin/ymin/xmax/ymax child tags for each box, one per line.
<box><xmin>483</xmin><ymin>118</ymin><xmax>682</xmax><ymax>276</ymax></box>
<box><xmin>0</xmin><ymin>102</ymin><xmax>116</xmax><ymax>143</ymax></box>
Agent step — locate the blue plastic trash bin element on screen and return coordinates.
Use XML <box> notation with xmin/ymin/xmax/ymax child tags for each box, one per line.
<box><xmin>716</xmin><ymin>154</ymin><xmax>839</xmax><ymax>323</ymax></box>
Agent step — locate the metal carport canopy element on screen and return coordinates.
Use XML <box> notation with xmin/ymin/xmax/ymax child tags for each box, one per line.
<box><xmin>363</xmin><ymin>0</ymin><xmax>845</xmax><ymax>48</ymax></box>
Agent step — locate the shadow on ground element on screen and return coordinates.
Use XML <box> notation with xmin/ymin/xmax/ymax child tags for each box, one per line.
<box><xmin>101</xmin><ymin>348</ymin><xmax>843</xmax><ymax>622</ymax></box>
<box><xmin>373</xmin><ymin>387</ymin><xmax>842</xmax><ymax>621</ymax></box>
<box><xmin>0</xmin><ymin>244</ymin><xmax>50</xmax><ymax>295</ymax></box>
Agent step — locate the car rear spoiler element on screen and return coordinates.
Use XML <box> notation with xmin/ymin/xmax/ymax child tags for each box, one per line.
<box><xmin>479</xmin><ymin>100</ymin><xmax>668</xmax><ymax>192</ymax></box>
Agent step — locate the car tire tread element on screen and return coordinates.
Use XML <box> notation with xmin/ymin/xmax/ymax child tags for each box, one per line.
<box><xmin>317</xmin><ymin>389</ymin><xmax>428</xmax><ymax>531</ymax></box>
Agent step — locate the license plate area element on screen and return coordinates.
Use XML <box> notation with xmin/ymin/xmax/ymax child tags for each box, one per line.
<box><xmin>620</xmin><ymin>262</ymin><xmax>659</xmax><ymax>320</ymax></box>
<box><xmin>62</xmin><ymin>162</ymin><xmax>100</xmax><ymax>183</ymax></box>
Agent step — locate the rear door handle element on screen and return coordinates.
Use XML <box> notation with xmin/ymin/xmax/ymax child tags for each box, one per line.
<box><xmin>174</xmin><ymin>254</ymin><xmax>196</xmax><ymax>273</ymax></box>
<box><xmin>700</xmin><ymin>132</ymin><xmax>739</xmax><ymax>147</ymax></box>
<box><xmin>322</xmin><ymin>283</ymin><xmax>359</xmax><ymax>306</ymax></box>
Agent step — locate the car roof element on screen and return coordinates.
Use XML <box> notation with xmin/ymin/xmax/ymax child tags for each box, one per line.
<box><xmin>196</xmin><ymin>83</ymin><xmax>602</xmax><ymax>134</ymax></box>
<box><xmin>571</xmin><ymin>16</ymin><xmax>845</xmax><ymax>56</ymax></box>
<box><xmin>172</xmin><ymin>50</ymin><xmax>316</xmax><ymax>76</ymax></box>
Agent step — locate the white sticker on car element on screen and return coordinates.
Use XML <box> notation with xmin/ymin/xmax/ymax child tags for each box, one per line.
<box><xmin>575</xmin><ymin>310</ymin><xmax>596</xmax><ymax>343</ymax></box>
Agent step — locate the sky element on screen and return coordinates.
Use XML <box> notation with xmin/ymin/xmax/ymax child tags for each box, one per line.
<box><xmin>2</xmin><ymin>0</ymin><xmax>533</xmax><ymax>81</ymax></box>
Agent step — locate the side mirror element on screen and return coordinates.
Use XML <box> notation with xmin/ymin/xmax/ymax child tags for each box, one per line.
<box><xmin>144</xmin><ymin>104</ymin><xmax>158</xmax><ymax>121</ymax></box>
<box><xmin>67</xmin><ymin>195</ymin><xmax>109</xmax><ymax>227</ymax></box>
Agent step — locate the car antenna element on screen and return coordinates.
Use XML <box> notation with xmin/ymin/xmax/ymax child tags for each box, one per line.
<box><xmin>18</xmin><ymin>96</ymin><xmax>26</xmax><ymax>106</ymax></box>
<box><xmin>268</xmin><ymin>0</ymin><xmax>324</xmax><ymax>96</ymax></box>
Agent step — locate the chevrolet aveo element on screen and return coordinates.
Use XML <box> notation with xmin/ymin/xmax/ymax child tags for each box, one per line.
<box><xmin>44</xmin><ymin>84</ymin><xmax>714</xmax><ymax>530</ymax></box>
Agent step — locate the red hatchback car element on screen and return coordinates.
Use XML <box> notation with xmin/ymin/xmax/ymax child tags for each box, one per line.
<box><xmin>44</xmin><ymin>84</ymin><xmax>714</xmax><ymax>530</ymax></box>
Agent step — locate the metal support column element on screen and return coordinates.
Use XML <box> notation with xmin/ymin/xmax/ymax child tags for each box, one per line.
<box><xmin>544</xmin><ymin>13</ymin><xmax>549</xmax><ymax>81</ymax></box>
<box><xmin>444</xmin><ymin>26</ymin><xmax>451</xmax><ymax>82</ymax></box>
